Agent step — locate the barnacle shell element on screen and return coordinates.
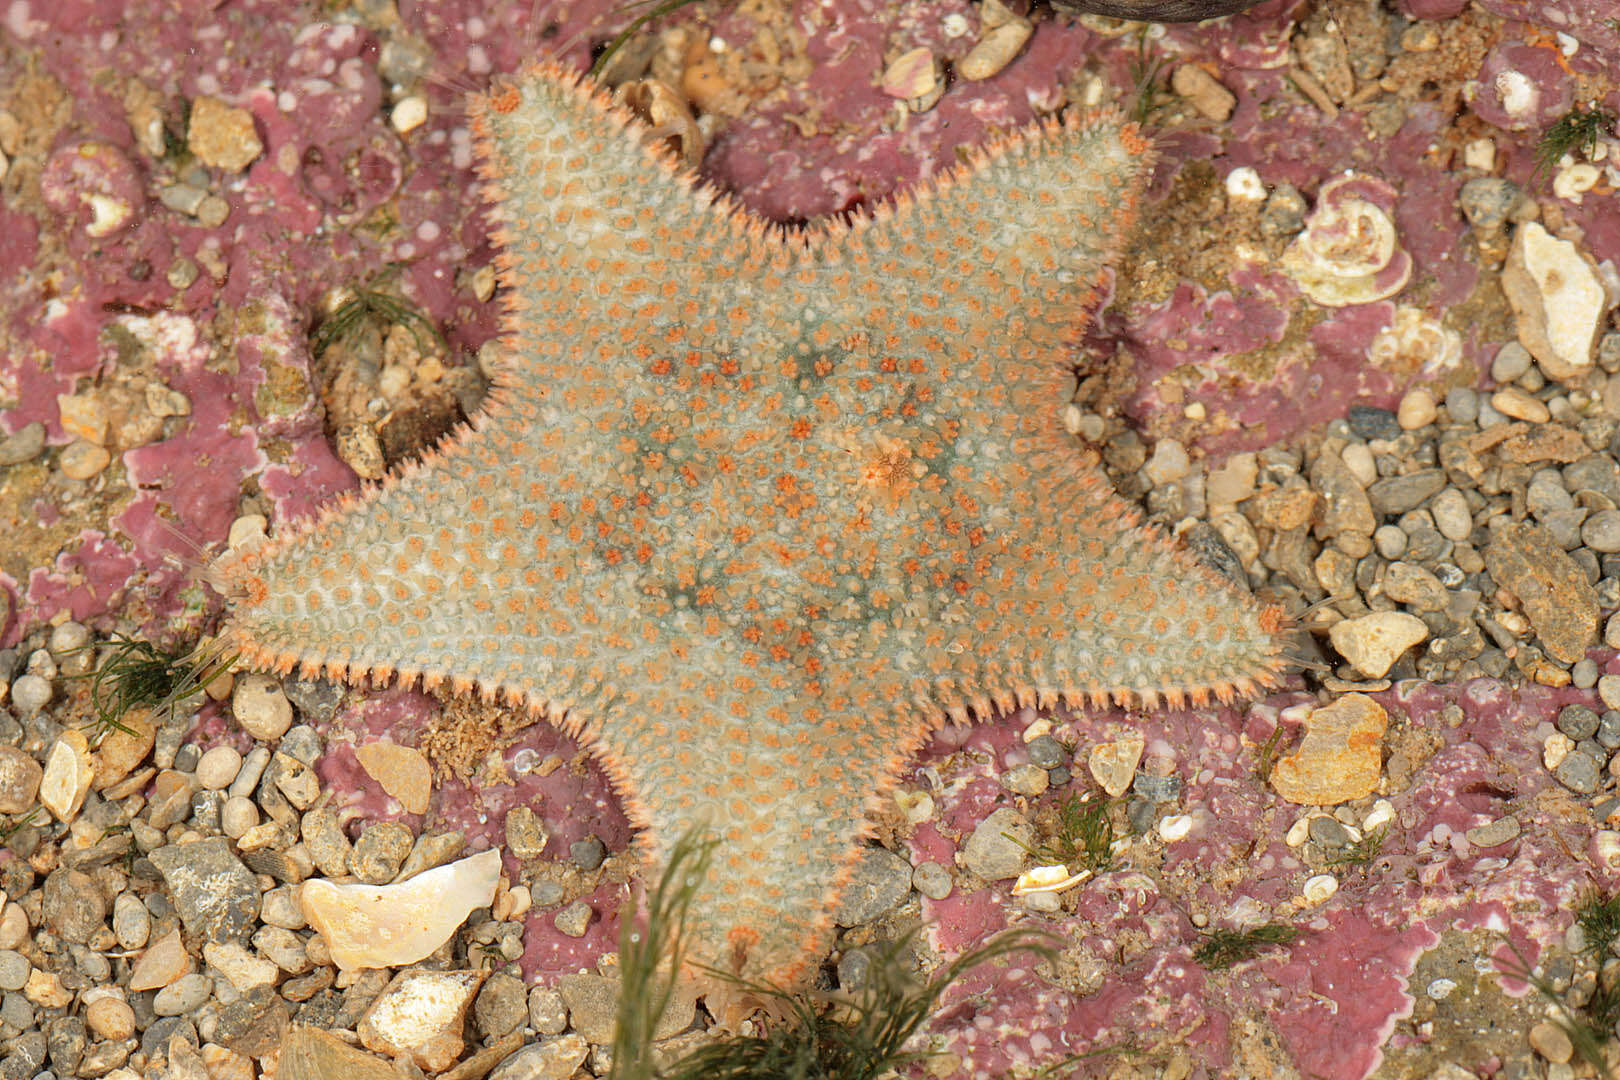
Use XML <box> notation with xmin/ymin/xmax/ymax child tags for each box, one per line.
<box><xmin>1368</xmin><ymin>307</ymin><xmax>1462</xmax><ymax>376</ymax></box>
<box><xmin>299</xmin><ymin>848</ymin><xmax>502</xmax><ymax>970</ymax></box>
<box><xmin>1282</xmin><ymin>174</ymin><xmax>1411</xmax><ymax>307</ymax></box>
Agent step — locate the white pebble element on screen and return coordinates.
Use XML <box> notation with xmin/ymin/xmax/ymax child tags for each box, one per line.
<box><xmin>1362</xmin><ymin>799</ymin><xmax>1396</xmax><ymax>832</ymax></box>
<box><xmin>1340</xmin><ymin>442</ymin><xmax>1377</xmax><ymax>487</ymax></box>
<box><xmin>1302</xmin><ymin>874</ymin><xmax>1338</xmax><ymax>905</ymax></box>
<box><xmin>391</xmin><ymin>95</ymin><xmax>427</xmax><ymax>134</ymax></box>
<box><xmin>221</xmin><ymin>796</ymin><xmax>259</xmax><ymax>839</ymax></box>
<box><xmin>195</xmin><ymin>745</ymin><xmax>243</xmax><ymax>790</ymax></box>
<box><xmin>232</xmin><ymin>673</ymin><xmax>293</xmax><ymax>741</ymax></box>
<box><xmin>1285</xmin><ymin>816</ymin><xmax>1311</xmax><ymax>846</ymax></box>
<box><xmin>1543</xmin><ymin>732</ymin><xmax>1574</xmax><ymax>770</ymax></box>
<box><xmin>1157</xmin><ymin>814</ymin><xmax>1193</xmax><ymax>842</ymax></box>
<box><xmin>10</xmin><ymin>674</ymin><xmax>51</xmax><ymax>715</ymax></box>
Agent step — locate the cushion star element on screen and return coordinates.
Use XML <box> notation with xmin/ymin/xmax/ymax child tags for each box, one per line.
<box><xmin>213</xmin><ymin>62</ymin><xmax>1289</xmax><ymax>993</ymax></box>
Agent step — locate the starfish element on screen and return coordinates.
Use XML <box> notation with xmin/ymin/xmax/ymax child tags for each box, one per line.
<box><xmin>213</xmin><ymin>61</ymin><xmax>1289</xmax><ymax>993</ymax></box>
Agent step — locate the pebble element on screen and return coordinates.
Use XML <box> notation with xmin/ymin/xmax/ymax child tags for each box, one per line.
<box><xmin>1270</xmin><ymin>694</ymin><xmax>1388</xmax><ymax>805</ymax></box>
<box><xmin>130</xmin><ymin>928</ymin><xmax>191</xmax><ymax>990</ymax></box>
<box><xmin>1429</xmin><ymin>488</ymin><xmax>1472</xmax><ymax>541</ymax></box>
<box><xmin>1527</xmin><ymin>1019</ymin><xmax>1573</xmax><ymax>1064</ymax></box>
<box><xmin>833</xmin><ymin>846</ymin><xmax>913</xmax><ymax>926</ymax></box>
<box><xmin>1583</xmin><ymin>509</ymin><xmax>1620</xmax><ymax>552</ymax></box>
<box><xmin>476</xmin><ymin>974</ymin><xmax>529</xmax><ymax>1041</ymax></box>
<box><xmin>1464</xmin><ymin>815</ymin><xmax>1520</xmax><ymax>847</ymax></box>
<box><xmin>569</xmin><ymin>835</ymin><xmax>606</xmax><ymax>871</ymax></box>
<box><xmin>0</xmin><ymin>745</ymin><xmax>42</xmax><ymax>814</ymax></box>
<box><xmin>1329</xmin><ymin>611</ymin><xmax>1428</xmax><ymax>678</ymax></box>
<box><xmin>528</xmin><ymin>986</ymin><xmax>568</xmax><ymax>1035</ymax></box>
<box><xmin>1600</xmin><ymin>674</ymin><xmax>1620</xmax><ymax>712</ymax></box>
<box><xmin>350</xmin><ymin>821</ymin><xmax>414</xmax><ymax>884</ymax></box>
<box><xmin>1554</xmin><ymin>750</ymin><xmax>1601</xmax><ymax>794</ymax></box>
<box><xmin>1001</xmin><ymin>763</ymin><xmax>1049</xmax><ymax>797</ymax></box>
<box><xmin>1483</xmin><ymin>523</ymin><xmax>1599</xmax><ymax>665</ymax></box>
<box><xmin>490</xmin><ymin>1034</ymin><xmax>590</xmax><ymax>1080</ymax></box>
<box><xmin>1557</xmin><ymin>704</ymin><xmax>1600</xmax><ymax>740</ymax></box>
<box><xmin>1171</xmin><ymin>63</ymin><xmax>1236</xmax><ymax>123</ymax></box>
<box><xmin>1490</xmin><ymin>386</ymin><xmax>1549</xmax><ymax>424</ymax></box>
<box><xmin>1502</xmin><ymin>223</ymin><xmax>1605</xmax><ymax>382</ymax></box>
<box><xmin>1142</xmin><ymin>438</ymin><xmax>1190</xmax><ymax>488</ymax></box>
<box><xmin>0</xmin><ymin>951</ymin><xmax>30</xmax><ymax>992</ymax></box>
<box><xmin>195</xmin><ymin>745</ymin><xmax>242</xmax><ymax>790</ymax></box>
<box><xmin>153</xmin><ymin>972</ymin><xmax>213</xmax><ymax>1016</ymax></box>
<box><xmin>912</xmin><ymin>860</ymin><xmax>953</xmax><ymax>900</ymax></box>
<box><xmin>221</xmin><ymin>796</ymin><xmax>258</xmax><ymax>838</ymax></box>
<box><xmin>112</xmin><ymin>892</ymin><xmax>150</xmax><ymax>950</ymax></box>
<box><xmin>1347</xmin><ymin>405</ymin><xmax>1400</xmax><ymax>441</ymax></box>
<box><xmin>553</xmin><ymin>900</ymin><xmax>594</xmax><ymax>938</ymax></box>
<box><xmin>39</xmin><ymin>729</ymin><xmax>94</xmax><ymax>822</ymax></box>
<box><xmin>1491</xmin><ymin>341</ymin><xmax>1534</xmax><ymax>382</ymax></box>
<box><xmin>959</xmin><ymin>807</ymin><xmax>1031</xmax><ymax>880</ymax></box>
<box><xmin>391</xmin><ymin>95</ymin><xmax>428</xmax><ymax>134</ymax></box>
<box><xmin>957</xmin><ymin>18</ymin><xmax>1032</xmax><ymax>81</ymax></box>
<box><xmin>187</xmin><ymin>95</ymin><xmax>262</xmax><ymax>172</ymax></box>
<box><xmin>85</xmin><ymin>998</ymin><xmax>135</xmax><ymax>1041</ymax></box>
<box><xmin>1024</xmin><ymin>734</ymin><xmax>1067</xmax><ymax>769</ymax></box>
<box><xmin>1396</xmin><ymin>388</ymin><xmax>1436</xmax><ymax>429</ymax></box>
<box><xmin>232</xmin><ymin>674</ymin><xmax>293</xmax><ymax>740</ymax></box>
<box><xmin>358</xmin><ymin>968</ymin><xmax>483</xmax><ymax>1072</ymax></box>
<box><xmin>354</xmin><ymin>740</ymin><xmax>433</xmax><ymax>815</ymax></box>
<box><xmin>1367</xmin><ymin>469</ymin><xmax>1445</xmax><ymax>515</ymax></box>
<box><xmin>1089</xmin><ymin>732</ymin><xmax>1145</xmax><ymax>797</ymax></box>
<box><xmin>1372</xmin><ymin>524</ymin><xmax>1407</xmax><ymax>559</ymax></box>
<box><xmin>149</xmin><ymin>838</ymin><xmax>261</xmax><ymax>944</ymax></box>
<box><xmin>10</xmin><ymin>673</ymin><xmax>51</xmax><ymax>714</ymax></box>
<box><xmin>42</xmin><ymin>868</ymin><xmax>106</xmax><ymax>944</ymax></box>
<box><xmin>59</xmin><ymin>438</ymin><xmax>111</xmax><ymax>479</ymax></box>
<box><xmin>0</xmin><ymin>421</ymin><xmax>45</xmax><ymax>465</ymax></box>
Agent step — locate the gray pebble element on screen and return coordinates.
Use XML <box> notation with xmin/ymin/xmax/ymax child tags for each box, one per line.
<box><xmin>1126</xmin><ymin>797</ymin><xmax>1156</xmax><ymax>835</ymax></box>
<box><xmin>279</xmin><ymin>725</ymin><xmax>324</xmax><ymax>766</ymax></box>
<box><xmin>0</xmin><ymin>950</ymin><xmax>29</xmax><ymax>992</ymax></box>
<box><xmin>834</xmin><ymin>847</ymin><xmax>913</xmax><ymax>926</ymax></box>
<box><xmin>1572</xmin><ymin>659</ymin><xmax>1600</xmax><ymax>690</ymax></box>
<box><xmin>474</xmin><ymin>973</ymin><xmax>529</xmax><ymax>1041</ymax></box>
<box><xmin>112</xmin><ymin>892</ymin><xmax>150</xmax><ymax>950</ymax></box>
<box><xmin>837</xmin><ymin>946</ymin><xmax>872</xmax><ymax>991</ymax></box>
<box><xmin>1555</xmin><ymin>751</ymin><xmax>1602</xmax><ymax>795</ymax></box>
<box><xmin>1367</xmin><ymin>470</ymin><xmax>1446</xmax><ymax>516</ymax></box>
<box><xmin>1373</xmin><ymin>525</ymin><xmax>1408</xmax><ymax>560</ymax></box>
<box><xmin>152</xmin><ymin>973</ymin><xmax>213</xmax><ymax>1016</ymax></box>
<box><xmin>1047</xmin><ymin>765</ymin><xmax>1071</xmax><ymax>786</ymax></box>
<box><xmin>172</xmin><ymin>743</ymin><xmax>201</xmax><ymax>774</ymax></box>
<box><xmin>1132</xmin><ymin>773</ymin><xmax>1182</xmax><ymax>804</ymax></box>
<box><xmin>1430</xmin><ymin>488</ymin><xmax>1472</xmax><ymax>542</ymax></box>
<box><xmin>251</xmin><ymin>926</ymin><xmax>308</xmax><ymax>974</ymax></box>
<box><xmin>1594</xmin><ymin>795</ymin><xmax>1620</xmax><ymax>824</ymax></box>
<box><xmin>912</xmin><ymin>860</ymin><xmax>953</xmax><ymax>900</ymax></box>
<box><xmin>1476</xmin><ymin>399</ymin><xmax>1508</xmax><ymax>428</ymax></box>
<box><xmin>1308</xmin><ymin>815</ymin><xmax>1351</xmax><ymax>848</ymax></box>
<box><xmin>569</xmin><ymin>835</ymin><xmax>606</xmax><ymax>871</ymax></box>
<box><xmin>1584</xmin><ymin>510</ymin><xmax>1620</xmax><ymax>553</ymax></box>
<box><xmin>528</xmin><ymin>986</ymin><xmax>568</xmax><ymax>1035</ymax></box>
<box><xmin>228</xmin><ymin>746</ymin><xmax>271</xmax><ymax>800</ymax></box>
<box><xmin>1558</xmin><ymin>705</ymin><xmax>1601</xmax><ymax>740</ymax></box>
<box><xmin>959</xmin><ymin>808</ymin><xmax>1030</xmax><ymax>880</ymax></box>
<box><xmin>1459</xmin><ymin>178</ymin><xmax>1520</xmax><ymax>233</ymax></box>
<box><xmin>350</xmin><ymin>821</ymin><xmax>413</xmax><ymax>884</ymax></box>
<box><xmin>1464</xmin><ymin>815</ymin><xmax>1520</xmax><ymax>848</ymax></box>
<box><xmin>530</xmin><ymin>880</ymin><xmax>566</xmax><ymax>908</ymax></box>
<box><xmin>148</xmin><ymin>838</ymin><xmax>260</xmax><ymax>945</ymax></box>
<box><xmin>1526</xmin><ymin>476</ymin><xmax>1575</xmax><ymax>520</ymax></box>
<box><xmin>1598</xmin><ymin>711</ymin><xmax>1620</xmax><ymax>751</ymax></box>
<box><xmin>553</xmin><ymin>900</ymin><xmax>594</xmax><ymax>938</ymax></box>
<box><xmin>1444</xmin><ymin>387</ymin><xmax>1479</xmax><ymax>424</ymax></box>
<box><xmin>0</xmin><ymin>422</ymin><xmax>45</xmax><ymax>466</ymax></box>
<box><xmin>1347</xmin><ymin>405</ymin><xmax>1400</xmax><ymax>441</ymax></box>
<box><xmin>1024</xmin><ymin>735</ymin><xmax>1067</xmax><ymax>769</ymax></box>
<box><xmin>1490</xmin><ymin>341</ymin><xmax>1533</xmax><ymax>382</ymax></box>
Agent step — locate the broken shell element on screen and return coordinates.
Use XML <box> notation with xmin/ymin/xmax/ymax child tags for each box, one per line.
<box><xmin>1157</xmin><ymin>814</ymin><xmax>1194</xmax><ymax>842</ymax></box>
<box><xmin>299</xmin><ymin>848</ymin><xmax>502</xmax><ymax>970</ymax></box>
<box><xmin>881</xmin><ymin>48</ymin><xmax>939</xmax><ymax>102</ymax></box>
<box><xmin>1010</xmin><ymin>863</ymin><xmax>1091</xmax><ymax>895</ymax></box>
<box><xmin>1368</xmin><ymin>307</ymin><xmax>1462</xmax><ymax>376</ymax></box>
<box><xmin>958</xmin><ymin>19</ymin><xmax>1033</xmax><ymax>82</ymax></box>
<box><xmin>1281</xmin><ymin>174</ymin><xmax>1411</xmax><ymax>307</ymax></box>
<box><xmin>280</xmin><ymin>1026</ymin><xmax>401</xmax><ymax>1080</ymax></box>
<box><xmin>1301</xmin><ymin>873</ymin><xmax>1338</xmax><ymax>905</ymax></box>
<box><xmin>1363</xmin><ymin>799</ymin><xmax>1396</xmax><ymax>832</ymax></box>
<box><xmin>1501</xmin><ymin>222</ymin><xmax>1608</xmax><ymax>381</ymax></box>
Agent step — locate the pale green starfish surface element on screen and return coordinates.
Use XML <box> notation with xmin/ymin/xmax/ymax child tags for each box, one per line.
<box><xmin>214</xmin><ymin>62</ymin><xmax>1289</xmax><ymax>991</ymax></box>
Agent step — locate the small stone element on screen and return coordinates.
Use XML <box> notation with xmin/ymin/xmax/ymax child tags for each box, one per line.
<box><xmin>879</xmin><ymin>47</ymin><xmax>938</xmax><ymax>102</ymax></box>
<box><xmin>1373</xmin><ymin>525</ymin><xmax>1408</xmax><ymax>560</ymax></box>
<box><xmin>1171</xmin><ymin>62</ymin><xmax>1236</xmax><ymax>122</ymax></box>
<box><xmin>42</xmin><ymin>868</ymin><xmax>107</xmax><ymax>944</ymax></box>
<box><xmin>203</xmin><ymin>941</ymin><xmax>278</xmax><ymax>994</ymax></box>
<box><xmin>1347</xmin><ymin>405</ymin><xmax>1400</xmax><ymax>441</ymax></box>
<box><xmin>1366</xmin><ymin>469</ymin><xmax>1446</xmax><ymax>516</ymax></box>
<box><xmin>113</xmin><ymin>891</ymin><xmax>150</xmax><ymax>949</ymax></box>
<box><xmin>1491</xmin><ymin>386</ymin><xmax>1550</xmax><ymax>424</ymax></box>
<box><xmin>1445</xmin><ymin>387</ymin><xmax>1480</xmax><ymax>423</ymax></box>
<box><xmin>1000</xmin><ymin>762</ymin><xmax>1049</xmax><ymax>797</ymax></box>
<box><xmin>1528</xmin><ymin>1019</ymin><xmax>1573</xmax><ymax>1064</ymax></box>
<box><xmin>153</xmin><ymin>972</ymin><xmax>213</xmax><ymax>1016</ymax></box>
<box><xmin>1502</xmin><ymin>222</ymin><xmax>1608</xmax><ymax>382</ymax></box>
<box><xmin>86</xmin><ymin>997</ymin><xmax>135</xmax><ymax>1041</ymax></box>
<box><xmin>1598</xmin><ymin>710</ymin><xmax>1620</xmax><ymax>750</ymax></box>
<box><xmin>1329</xmin><ymin>611</ymin><xmax>1428</xmax><ymax>678</ymax></box>
<box><xmin>10</xmin><ymin>673</ymin><xmax>51</xmax><ymax>714</ymax></box>
<box><xmin>504</xmin><ymin>805</ymin><xmax>549</xmax><ymax>860</ymax></box>
<box><xmin>39</xmin><ymin>728</ymin><xmax>94</xmax><ymax>822</ymax></box>
<box><xmin>1206</xmin><ymin>453</ymin><xmax>1257</xmax><ymax>505</ymax></box>
<box><xmin>232</xmin><ymin>674</ymin><xmax>293</xmax><ymax>740</ymax></box>
<box><xmin>221</xmin><ymin>796</ymin><xmax>258</xmax><ymax>838</ymax></box>
<box><xmin>1430</xmin><ymin>488</ymin><xmax>1472</xmax><ymax>542</ymax></box>
<box><xmin>1557</xmin><ymin>705</ymin><xmax>1601</xmax><ymax>740</ymax></box>
<box><xmin>555</xmin><ymin>971</ymin><xmax>693</xmax><ymax>1045</ymax></box>
<box><xmin>1088</xmin><ymin>732</ymin><xmax>1145</xmax><ymax>797</ymax></box>
<box><xmin>300</xmin><ymin>808</ymin><xmax>353</xmax><ymax>877</ymax></box>
<box><xmin>195</xmin><ymin>745</ymin><xmax>243</xmax><ymax>790</ymax></box>
<box><xmin>90</xmin><ymin>710</ymin><xmax>156</xmax><ymax>790</ymax></box>
<box><xmin>1464</xmin><ymin>816</ymin><xmax>1520</xmax><ymax>848</ymax></box>
<box><xmin>1483</xmin><ymin>522</ymin><xmax>1600</xmax><ymax>664</ymax></box>
<box><xmin>0</xmin><ymin>421</ymin><xmax>45</xmax><ymax>465</ymax></box>
<box><xmin>391</xmin><ymin>95</ymin><xmax>428</xmax><ymax>134</ymax></box>
<box><xmin>569</xmin><ymin>835</ymin><xmax>606</xmax><ymax>871</ymax></box>
<box><xmin>0</xmin><ymin>951</ymin><xmax>29</xmax><ymax>992</ymax></box>
<box><xmin>957</xmin><ymin>17</ymin><xmax>1032</xmax><ymax>81</ymax></box>
<box><xmin>300</xmin><ymin>848</ymin><xmax>501</xmax><ymax>969</ymax></box>
<box><xmin>279</xmin><ymin>1026</ymin><xmax>401</xmax><ymax>1080</ymax></box>
<box><xmin>1396</xmin><ymin>388</ymin><xmax>1436</xmax><ymax>429</ymax></box>
<box><xmin>358</xmin><ymin>968</ymin><xmax>485</xmax><ymax>1073</ymax></box>
<box><xmin>959</xmin><ymin>807</ymin><xmax>1030</xmax><ymax>880</ymax></box>
<box><xmin>354</xmin><ymin>741</ymin><xmax>433</xmax><ymax>815</ymax></box>
<box><xmin>1270</xmin><ymin>694</ymin><xmax>1388</xmax><ymax>806</ymax></box>
<box><xmin>259</xmin><ymin>885</ymin><xmax>307</xmax><ymax>930</ymax></box>
<box><xmin>527</xmin><ymin>985</ymin><xmax>569</xmax><ymax>1035</ymax></box>
<box><xmin>912</xmin><ymin>860</ymin><xmax>952</xmax><ymax>900</ymax></box>
<box><xmin>188</xmin><ymin>96</ymin><xmax>262</xmax><ymax>172</ymax></box>
<box><xmin>489</xmin><ymin>1034</ymin><xmax>589</xmax><ymax>1080</ymax></box>
<box><xmin>273</xmin><ymin>751</ymin><xmax>320</xmax><ymax>808</ymax></box>
<box><xmin>59</xmin><ymin>437</ymin><xmax>111</xmax><ymax>479</ymax></box>
<box><xmin>1142</xmin><ymin>438</ymin><xmax>1190</xmax><ymax>487</ymax></box>
<box><xmin>147</xmin><ymin>768</ymin><xmax>197</xmax><ymax>828</ymax></box>
<box><xmin>0</xmin><ymin>745</ymin><xmax>42</xmax><ymax>814</ymax></box>
<box><xmin>1600</xmin><ymin>674</ymin><xmax>1620</xmax><ymax>712</ymax></box>
<box><xmin>130</xmin><ymin>928</ymin><xmax>193</xmax><ymax>990</ymax></box>
<box><xmin>1583</xmin><ymin>509</ymin><xmax>1620</xmax><ymax>553</ymax></box>
<box><xmin>1544</xmin><ymin>733</ymin><xmax>1574</xmax><ymax>771</ymax></box>
<box><xmin>335</xmin><ymin>422</ymin><xmax>386</xmax><ymax>479</ymax></box>
<box><xmin>833</xmin><ymin>846</ymin><xmax>913</xmax><ymax>926</ymax></box>
<box><xmin>195</xmin><ymin>194</ymin><xmax>229</xmax><ymax>227</ymax></box>
<box><xmin>253</xmin><ymin>925</ymin><xmax>310</xmax><ymax>974</ymax></box>
<box><xmin>150</xmin><ymin>838</ymin><xmax>261</xmax><ymax>944</ymax></box>
<box><xmin>475</xmin><ymin>973</ymin><xmax>528</xmax><ymax>1040</ymax></box>
<box><xmin>553</xmin><ymin>900</ymin><xmax>594</xmax><ymax>937</ymax></box>
<box><xmin>349</xmin><ymin>821</ymin><xmax>413</xmax><ymax>884</ymax></box>
<box><xmin>1554</xmin><ymin>751</ymin><xmax>1601</xmax><ymax>794</ymax></box>
<box><xmin>1024</xmin><ymin>734</ymin><xmax>1067</xmax><ymax>769</ymax></box>
<box><xmin>1381</xmin><ymin>561</ymin><xmax>1447</xmax><ymax>612</ymax></box>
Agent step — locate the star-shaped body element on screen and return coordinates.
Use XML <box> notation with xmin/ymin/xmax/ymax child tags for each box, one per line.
<box><xmin>215</xmin><ymin>63</ymin><xmax>1288</xmax><ymax>990</ymax></box>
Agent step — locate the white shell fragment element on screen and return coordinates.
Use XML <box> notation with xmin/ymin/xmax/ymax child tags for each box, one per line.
<box><xmin>1302</xmin><ymin>874</ymin><xmax>1339</xmax><ymax>905</ymax></box>
<box><xmin>1281</xmin><ymin>174</ymin><xmax>1411</xmax><ymax>307</ymax></box>
<box><xmin>40</xmin><ymin>730</ymin><xmax>94</xmax><ymax>823</ymax></box>
<box><xmin>299</xmin><ymin>849</ymin><xmax>502</xmax><ymax>970</ymax></box>
<box><xmin>1501</xmin><ymin>222</ymin><xmax>1609</xmax><ymax>381</ymax></box>
<box><xmin>1010</xmin><ymin>863</ymin><xmax>1091</xmax><ymax>896</ymax></box>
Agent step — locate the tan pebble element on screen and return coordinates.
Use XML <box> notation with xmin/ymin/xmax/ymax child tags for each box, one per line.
<box><xmin>1527</xmin><ymin>1020</ymin><xmax>1573</xmax><ymax>1064</ymax></box>
<box><xmin>24</xmin><ymin>969</ymin><xmax>72</xmax><ymax>1008</ymax></box>
<box><xmin>144</xmin><ymin>381</ymin><xmax>192</xmax><ymax>418</ymax></box>
<box><xmin>1088</xmin><ymin>732</ymin><xmax>1145</xmax><ymax>797</ymax></box>
<box><xmin>130</xmin><ymin>928</ymin><xmax>192</xmax><ymax>991</ymax></box>
<box><xmin>86</xmin><ymin>997</ymin><xmax>136</xmax><ymax>1040</ymax></box>
<box><xmin>0</xmin><ymin>906</ymin><xmax>29</xmax><ymax>950</ymax></box>
<box><xmin>1270</xmin><ymin>694</ymin><xmax>1388</xmax><ymax>806</ymax></box>
<box><xmin>1328</xmin><ymin>610</ymin><xmax>1428</xmax><ymax>678</ymax></box>
<box><xmin>232</xmin><ymin>673</ymin><xmax>293</xmax><ymax>740</ymax></box>
<box><xmin>1396</xmin><ymin>388</ymin><xmax>1436</xmax><ymax>429</ymax></box>
<box><xmin>1501</xmin><ymin>222</ymin><xmax>1605</xmax><ymax>381</ymax></box>
<box><xmin>1206</xmin><ymin>452</ymin><xmax>1257</xmax><ymax>505</ymax></box>
<box><xmin>0</xmin><ymin>746</ymin><xmax>42</xmax><ymax>814</ymax></box>
<box><xmin>56</xmin><ymin>393</ymin><xmax>108</xmax><ymax>444</ymax></box>
<box><xmin>59</xmin><ymin>439</ymin><xmax>111</xmax><ymax>480</ymax></box>
<box><xmin>188</xmin><ymin>95</ymin><xmax>263</xmax><ymax>172</ymax></box>
<box><xmin>89</xmin><ymin>711</ymin><xmax>156</xmax><ymax>791</ymax></box>
<box><xmin>221</xmin><ymin>796</ymin><xmax>259</xmax><ymax>839</ymax></box>
<box><xmin>354</xmin><ymin>741</ymin><xmax>434</xmax><ymax>815</ymax></box>
<box><xmin>1543</xmin><ymin>732</ymin><xmax>1573</xmax><ymax>770</ymax></box>
<box><xmin>39</xmin><ymin>729</ymin><xmax>94</xmax><ymax>823</ymax></box>
<box><xmin>1490</xmin><ymin>386</ymin><xmax>1550</xmax><ymax>423</ymax></box>
<box><xmin>1301</xmin><ymin>874</ymin><xmax>1338</xmax><ymax>905</ymax></box>
<box><xmin>227</xmin><ymin>513</ymin><xmax>268</xmax><ymax>550</ymax></box>
<box><xmin>958</xmin><ymin>19</ymin><xmax>1032</xmax><ymax>81</ymax></box>
<box><xmin>196</xmin><ymin>745</ymin><xmax>243</xmax><ymax>790</ymax></box>
<box><xmin>1170</xmin><ymin>63</ymin><xmax>1235</xmax><ymax>123</ymax></box>
<box><xmin>880</xmin><ymin>47</ymin><xmax>938</xmax><ymax>101</ymax></box>
<box><xmin>335</xmin><ymin>422</ymin><xmax>386</xmax><ymax>480</ymax></box>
